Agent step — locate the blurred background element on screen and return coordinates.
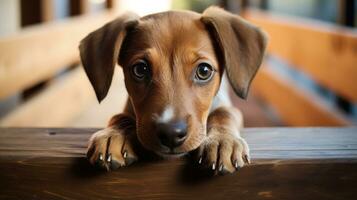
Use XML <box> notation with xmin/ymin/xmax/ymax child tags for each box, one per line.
<box><xmin>0</xmin><ymin>0</ymin><xmax>356</xmax><ymax>128</ymax></box>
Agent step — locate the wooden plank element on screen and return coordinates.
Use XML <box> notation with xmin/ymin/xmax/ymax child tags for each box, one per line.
<box><xmin>0</xmin><ymin>127</ymin><xmax>356</xmax><ymax>199</ymax></box>
<box><xmin>0</xmin><ymin>11</ymin><xmax>115</xmax><ymax>99</ymax></box>
<box><xmin>70</xmin><ymin>0</ymin><xmax>90</xmax><ymax>16</ymax></box>
<box><xmin>20</xmin><ymin>0</ymin><xmax>54</xmax><ymax>26</ymax></box>
<box><xmin>244</xmin><ymin>10</ymin><xmax>357</xmax><ymax>102</ymax></box>
<box><xmin>338</xmin><ymin>0</ymin><xmax>355</xmax><ymax>26</ymax></box>
<box><xmin>251</xmin><ymin>66</ymin><xmax>351</xmax><ymax>126</ymax></box>
<box><xmin>0</xmin><ymin>67</ymin><xmax>96</xmax><ymax>127</ymax></box>
<box><xmin>40</xmin><ymin>0</ymin><xmax>55</xmax><ymax>22</ymax></box>
<box><xmin>1</xmin><ymin>127</ymin><xmax>357</xmax><ymax>159</ymax></box>
<box><xmin>0</xmin><ymin>157</ymin><xmax>356</xmax><ymax>200</ymax></box>
<box><xmin>106</xmin><ymin>0</ymin><xmax>117</xmax><ymax>9</ymax></box>
<box><xmin>20</xmin><ymin>0</ymin><xmax>55</xmax><ymax>99</ymax></box>
<box><xmin>20</xmin><ymin>0</ymin><xmax>42</xmax><ymax>26</ymax></box>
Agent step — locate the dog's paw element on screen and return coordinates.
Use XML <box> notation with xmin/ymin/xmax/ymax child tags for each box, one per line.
<box><xmin>86</xmin><ymin>127</ymin><xmax>137</xmax><ymax>170</ymax></box>
<box><xmin>196</xmin><ymin>128</ymin><xmax>250</xmax><ymax>175</ymax></box>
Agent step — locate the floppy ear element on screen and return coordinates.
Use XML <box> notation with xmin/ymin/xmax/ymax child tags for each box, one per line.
<box><xmin>201</xmin><ymin>6</ymin><xmax>268</xmax><ymax>99</ymax></box>
<box><xmin>79</xmin><ymin>12</ymin><xmax>139</xmax><ymax>102</ymax></box>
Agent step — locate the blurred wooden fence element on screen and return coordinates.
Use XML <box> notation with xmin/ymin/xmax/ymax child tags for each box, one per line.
<box><xmin>0</xmin><ymin>0</ymin><xmax>118</xmax><ymax>126</ymax></box>
<box><xmin>244</xmin><ymin>9</ymin><xmax>357</xmax><ymax>126</ymax></box>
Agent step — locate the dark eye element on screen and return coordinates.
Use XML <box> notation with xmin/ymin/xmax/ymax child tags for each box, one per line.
<box><xmin>131</xmin><ymin>60</ymin><xmax>151</xmax><ymax>81</ymax></box>
<box><xmin>195</xmin><ymin>63</ymin><xmax>214</xmax><ymax>82</ymax></box>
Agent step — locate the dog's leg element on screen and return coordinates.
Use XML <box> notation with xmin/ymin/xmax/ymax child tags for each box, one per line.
<box><xmin>86</xmin><ymin>102</ymin><xmax>138</xmax><ymax>170</ymax></box>
<box><xmin>197</xmin><ymin>106</ymin><xmax>250</xmax><ymax>174</ymax></box>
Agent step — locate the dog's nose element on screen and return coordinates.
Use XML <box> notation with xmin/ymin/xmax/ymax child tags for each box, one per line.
<box><xmin>157</xmin><ymin>121</ymin><xmax>187</xmax><ymax>148</ymax></box>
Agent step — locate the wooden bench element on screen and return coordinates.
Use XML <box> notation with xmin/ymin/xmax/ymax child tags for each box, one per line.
<box><xmin>0</xmin><ymin>1</ymin><xmax>123</xmax><ymax>127</ymax></box>
<box><xmin>1</xmin><ymin>127</ymin><xmax>356</xmax><ymax>199</ymax></box>
<box><xmin>242</xmin><ymin>9</ymin><xmax>357</xmax><ymax>127</ymax></box>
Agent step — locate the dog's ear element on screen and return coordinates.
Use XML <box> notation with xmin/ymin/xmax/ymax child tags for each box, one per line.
<box><xmin>201</xmin><ymin>6</ymin><xmax>267</xmax><ymax>99</ymax></box>
<box><xmin>79</xmin><ymin>12</ymin><xmax>139</xmax><ymax>102</ymax></box>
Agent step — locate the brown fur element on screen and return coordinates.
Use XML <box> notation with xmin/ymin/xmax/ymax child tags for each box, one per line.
<box><xmin>80</xmin><ymin>7</ymin><xmax>267</xmax><ymax>173</ymax></box>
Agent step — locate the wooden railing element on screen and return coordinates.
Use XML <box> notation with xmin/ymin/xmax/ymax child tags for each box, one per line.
<box><xmin>0</xmin><ymin>7</ymin><xmax>118</xmax><ymax>126</ymax></box>
<box><xmin>244</xmin><ymin>9</ymin><xmax>357</xmax><ymax>126</ymax></box>
<box><xmin>0</xmin><ymin>11</ymin><xmax>114</xmax><ymax>99</ymax></box>
<box><xmin>0</xmin><ymin>127</ymin><xmax>356</xmax><ymax>199</ymax></box>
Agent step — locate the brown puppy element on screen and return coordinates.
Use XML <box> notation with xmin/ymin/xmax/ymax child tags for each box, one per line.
<box><xmin>79</xmin><ymin>6</ymin><xmax>267</xmax><ymax>174</ymax></box>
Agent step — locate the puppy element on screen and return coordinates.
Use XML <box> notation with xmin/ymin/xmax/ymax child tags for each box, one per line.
<box><xmin>79</xmin><ymin>6</ymin><xmax>267</xmax><ymax>174</ymax></box>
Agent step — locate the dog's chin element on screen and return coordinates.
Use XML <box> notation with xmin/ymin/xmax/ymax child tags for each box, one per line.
<box><xmin>155</xmin><ymin>151</ymin><xmax>187</xmax><ymax>159</ymax></box>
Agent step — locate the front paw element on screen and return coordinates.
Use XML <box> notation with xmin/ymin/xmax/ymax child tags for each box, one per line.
<box><xmin>196</xmin><ymin>128</ymin><xmax>250</xmax><ymax>175</ymax></box>
<box><xmin>86</xmin><ymin>128</ymin><xmax>138</xmax><ymax>170</ymax></box>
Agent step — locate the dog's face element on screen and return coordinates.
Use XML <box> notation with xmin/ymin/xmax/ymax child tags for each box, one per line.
<box><xmin>79</xmin><ymin>7</ymin><xmax>267</xmax><ymax>156</ymax></box>
<box><xmin>118</xmin><ymin>11</ymin><xmax>220</xmax><ymax>155</ymax></box>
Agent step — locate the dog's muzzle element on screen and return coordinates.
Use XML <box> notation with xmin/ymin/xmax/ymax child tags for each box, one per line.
<box><xmin>156</xmin><ymin>120</ymin><xmax>187</xmax><ymax>150</ymax></box>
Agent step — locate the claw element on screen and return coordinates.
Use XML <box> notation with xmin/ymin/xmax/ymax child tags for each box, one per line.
<box><xmin>212</xmin><ymin>163</ymin><xmax>216</xmax><ymax>170</ymax></box>
<box><xmin>244</xmin><ymin>155</ymin><xmax>251</xmax><ymax>164</ymax></box>
<box><xmin>235</xmin><ymin>162</ymin><xmax>241</xmax><ymax>171</ymax></box>
<box><xmin>234</xmin><ymin>161</ymin><xmax>239</xmax><ymax>169</ymax></box>
<box><xmin>107</xmin><ymin>154</ymin><xmax>112</xmax><ymax>162</ymax></box>
<box><xmin>95</xmin><ymin>154</ymin><xmax>106</xmax><ymax>169</ymax></box>
<box><xmin>234</xmin><ymin>160</ymin><xmax>242</xmax><ymax>170</ymax></box>
<box><xmin>123</xmin><ymin>150</ymin><xmax>128</xmax><ymax>158</ymax></box>
<box><xmin>198</xmin><ymin>157</ymin><xmax>202</xmax><ymax>164</ymax></box>
<box><xmin>218</xmin><ymin>163</ymin><xmax>224</xmax><ymax>172</ymax></box>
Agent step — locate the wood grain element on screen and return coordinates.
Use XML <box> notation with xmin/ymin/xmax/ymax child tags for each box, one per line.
<box><xmin>244</xmin><ymin>9</ymin><xmax>357</xmax><ymax>102</ymax></box>
<box><xmin>0</xmin><ymin>127</ymin><xmax>356</xmax><ymax>199</ymax></box>
<box><xmin>0</xmin><ymin>11</ymin><xmax>115</xmax><ymax>99</ymax></box>
<box><xmin>1</xmin><ymin>127</ymin><xmax>357</xmax><ymax>159</ymax></box>
<box><xmin>252</xmin><ymin>66</ymin><xmax>350</xmax><ymax>126</ymax></box>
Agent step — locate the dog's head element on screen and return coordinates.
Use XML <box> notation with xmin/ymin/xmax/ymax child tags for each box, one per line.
<box><xmin>79</xmin><ymin>7</ymin><xmax>267</xmax><ymax>157</ymax></box>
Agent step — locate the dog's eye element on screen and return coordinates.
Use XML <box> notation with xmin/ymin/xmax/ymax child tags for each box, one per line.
<box><xmin>195</xmin><ymin>63</ymin><xmax>214</xmax><ymax>82</ymax></box>
<box><xmin>132</xmin><ymin>60</ymin><xmax>150</xmax><ymax>81</ymax></box>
